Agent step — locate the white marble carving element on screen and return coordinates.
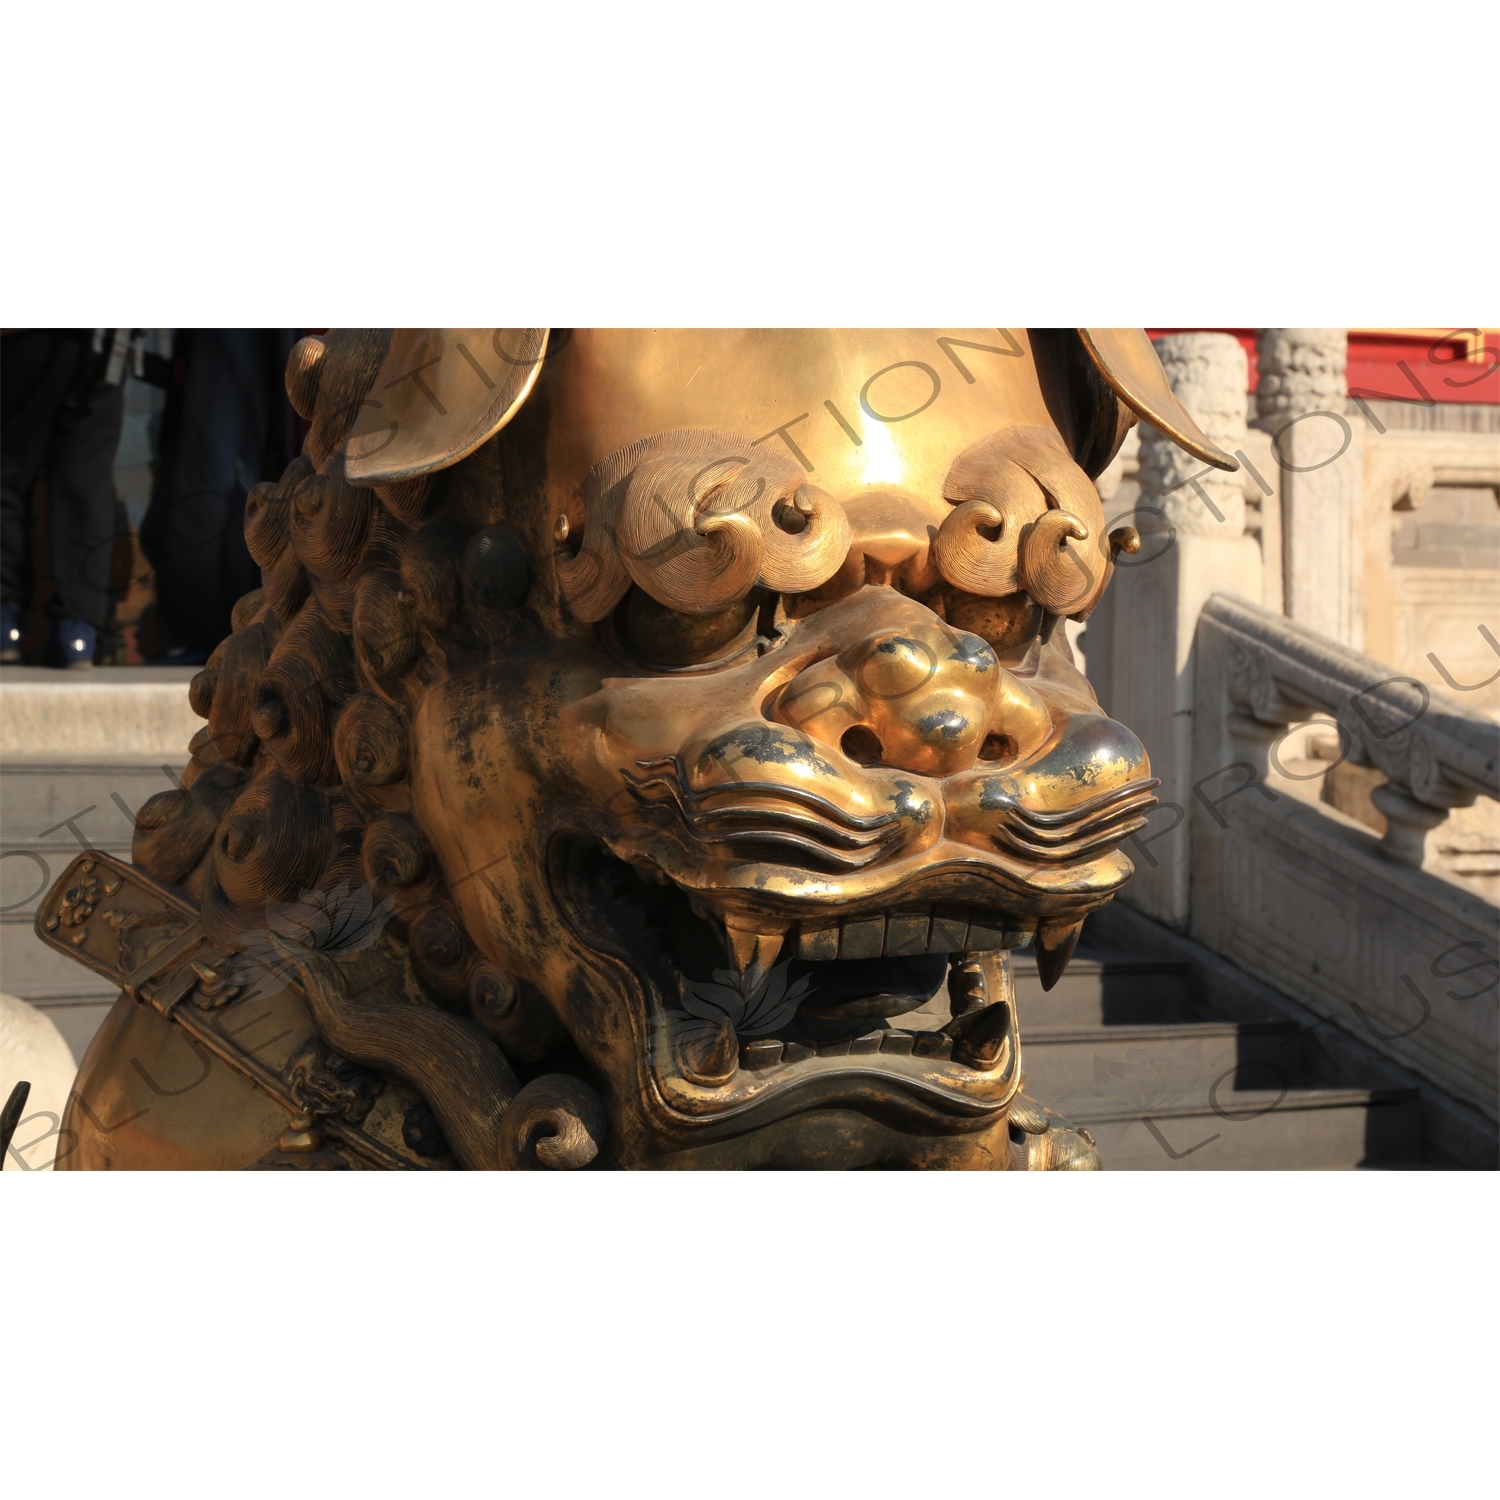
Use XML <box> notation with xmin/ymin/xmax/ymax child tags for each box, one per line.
<box><xmin>1255</xmin><ymin>328</ymin><xmax>1364</xmax><ymax>649</ymax></box>
<box><xmin>1088</xmin><ymin>334</ymin><xmax>1263</xmax><ymax>929</ymax></box>
<box><xmin>1192</xmin><ymin>594</ymin><xmax>1498</xmax><ymax>1122</ymax></box>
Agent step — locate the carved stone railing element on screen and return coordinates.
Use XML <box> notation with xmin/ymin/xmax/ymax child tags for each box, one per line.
<box><xmin>1207</xmin><ymin>593</ymin><xmax>1498</xmax><ymax>866</ymax></box>
<box><xmin>1365</xmin><ymin>428</ymin><xmax>1500</xmax><ymax>515</ymax></box>
<box><xmin>1187</xmin><ymin>593</ymin><xmax>1498</xmax><ymax>1126</ymax></box>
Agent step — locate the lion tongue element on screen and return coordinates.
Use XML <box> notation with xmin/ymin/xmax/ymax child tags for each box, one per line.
<box><xmin>724</xmin><ymin>923</ymin><xmax>786</xmax><ymax>977</ymax></box>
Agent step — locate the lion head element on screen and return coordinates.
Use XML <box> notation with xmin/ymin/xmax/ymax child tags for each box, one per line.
<box><xmin>126</xmin><ymin>328</ymin><xmax>1234</xmax><ymax>1170</ymax></box>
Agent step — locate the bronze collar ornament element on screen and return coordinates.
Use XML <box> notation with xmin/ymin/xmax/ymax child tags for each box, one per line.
<box><xmin>44</xmin><ymin>329</ymin><xmax>1236</xmax><ymax>1171</ymax></box>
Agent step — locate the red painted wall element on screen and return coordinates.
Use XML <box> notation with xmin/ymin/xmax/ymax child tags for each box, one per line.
<box><xmin>1145</xmin><ymin>328</ymin><xmax>1500</xmax><ymax>404</ymax></box>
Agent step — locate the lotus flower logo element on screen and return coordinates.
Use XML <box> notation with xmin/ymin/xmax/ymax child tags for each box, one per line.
<box><xmin>674</xmin><ymin>959</ymin><xmax>814</xmax><ymax>1039</ymax></box>
<box><xmin>1045</xmin><ymin>1037</ymin><xmax>1232</xmax><ymax>1154</ymax></box>
<box><xmin>239</xmin><ymin>880</ymin><xmax>396</xmax><ymax>991</ymax></box>
<box><xmin>1079</xmin><ymin>1038</ymin><xmax>1230</xmax><ymax>1116</ymax></box>
<box><xmin>658</xmin><ymin>958</ymin><xmax>815</xmax><ymax>1085</ymax></box>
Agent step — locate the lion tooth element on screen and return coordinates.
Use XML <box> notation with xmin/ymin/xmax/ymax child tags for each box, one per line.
<box><xmin>1034</xmin><ymin>919</ymin><xmax>1084</xmax><ymax>991</ymax></box>
<box><xmin>880</xmin><ymin>1031</ymin><xmax>915</xmax><ymax>1056</ymax></box>
<box><xmin>741</xmin><ymin>1039</ymin><xmax>783</xmax><ymax>1071</ymax></box>
<box><xmin>950</xmin><ymin>1002</ymin><xmax>1012</xmax><ymax>1070</ymax></box>
<box><xmin>928</xmin><ymin>907</ymin><xmax>972</xmax><ymax>954</ymax></box>
<box><xmin>966</xmin><ymin>916</ymin><xmax>1006</xmax><ymax>952</ymax></box>
<box><xmin>913</xmin><ymin>1032</ymin><xmax>952</xmax><ymax>1059</ymax></box>
<box><xmin>675</xmin><ymin>1016</ymin><xmax>739</xmax><ymax>1086</ymax></box>
<box><xmin>782</xmin><ymin>1040</ymin><xmax>815</xmax><ymax>1063</ymax></box>
<box><xmin>883</xmin><ymin>912</ymin><xmax>930</xmax><ymax>957</ymax></box>
<box><xmin>797</xmin><ymin>925</ymin><xmax>839</xmax><ymax>961</ymax></box>
<box><xmin>838</xmin><ymin>915</ymin><xmax>885</xmax><ymax>961</ymax></box>
<box><xmin>724</xmin><ymin>923</ymin><xmax>787</xmax><ymax>976</ymax></box>
<box><xmin>849</xmin><ymin>1031</ymin><xmax>883</xmax><ymax>1054</ymax></box>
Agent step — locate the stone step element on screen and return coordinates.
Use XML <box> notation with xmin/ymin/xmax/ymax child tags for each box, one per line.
<box><xmin>0</xmin><ymin>926</ymin><xmax>122</xmax><ymax>1004</ymax></box>
<box><xmin>1</xmin><ymin>755</ymin><xmax>190</xmax><ymax>1065</ymax></box>
<box><xmin>1056</xmin><ymin>1087</ymin><xmax>1423</xmax><ymax>1170</ymax></box>
<box><xmin>1013</xmin><ymin>949</ymin><xmax>1195</xmax><ymax>1026</ymax></box>
<box><xmin>0</xmin><ymin>665</ymin><xmax>199</xmax><ymax>760</ymax></box>
<box><xmin>0</xmin><ymin>760</ymin><xmax>186</xmax><ymax>853</ymax></box>
<box><xmin>1021</xmin><ymin>1020</ymin><xmax>1311</xmax><ymax>1104</ymax></box>
<box><xmin>1011</xmin><ymin>931</ymin><xmax>1464</xmax><ymax>1170</ymax></box>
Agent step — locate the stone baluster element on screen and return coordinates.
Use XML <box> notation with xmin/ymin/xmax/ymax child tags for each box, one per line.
<box><xmin>1369</xmin><ymin>784</ymin><xmax>1454</xmax><ymax>868</ymax></box>
<box><xmin>1254</xmin><ymin>329</ymin><xmax>1365</xmax><ymax>650</ymax></box>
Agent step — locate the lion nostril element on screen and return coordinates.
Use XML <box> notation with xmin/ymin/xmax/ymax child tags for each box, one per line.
<box><xmin>979</xmin><ymin>733</ymin><xmax>1017</xmax><ymax>761</ymax></box>
<box><xmin>841</xmin><ymin>726</ymin><xmax>884</xmax><ymax>765</ymax></box>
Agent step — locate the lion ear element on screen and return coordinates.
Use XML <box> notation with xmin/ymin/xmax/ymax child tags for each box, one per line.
<box><xmin>1077</xmin><ymin>329</ymin><xmax>1239</xmax><ymax>472</ymax></box>
<box><xmin>342</xmin><ymin>330</ymin><xmax>550</xmax><ymax>485</ymax></box>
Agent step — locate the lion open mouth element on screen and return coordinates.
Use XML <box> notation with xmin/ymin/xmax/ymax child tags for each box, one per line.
<box><xmin>550</xmin><ymin>835</ymin><xmax>1032</xmax><ymax>1129</ymax></box>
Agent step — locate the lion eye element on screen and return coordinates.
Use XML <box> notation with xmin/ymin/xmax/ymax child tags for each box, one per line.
<box><xmin>938</xmin><ymin>589</ymin><xmax>1043</xmax><ymax>657</ymax></box>
<box><xmin>622</xmin><ymin>586</ymin><xmax>764</xmax><ymax>667</ymax></box>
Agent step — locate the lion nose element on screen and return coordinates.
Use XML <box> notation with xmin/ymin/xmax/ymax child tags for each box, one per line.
<box><xmin>773</xmin><ymin>625</ymin><xmax>1025</xmax><ymax>778</ymax></box>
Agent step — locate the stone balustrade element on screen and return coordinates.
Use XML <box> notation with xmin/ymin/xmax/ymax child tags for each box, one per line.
<box><xmin>1202</xmin><ymin>592</ymin><xmax>1497</xmax><ymax>862</ymax></box>
<box><xmin>1365</xmin><ymin>427</ymin><xmax>1500</xmax><ymax>513</ymax></box>
<box><xmin>1187</xmin><ymin>592</ymin><xmax>1498</xmax><ymax>1134</ymax></box>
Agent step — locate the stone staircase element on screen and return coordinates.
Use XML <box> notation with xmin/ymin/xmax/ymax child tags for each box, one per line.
<box><xmin>1016</xmin><ymin>947</ymin><xmax>1432</xmax><ymax>1169</ymax></box>
<box><xmin>0</xmin><ymin>759</ymin><xmax>187</xmax><ymax>1062</ymax></box>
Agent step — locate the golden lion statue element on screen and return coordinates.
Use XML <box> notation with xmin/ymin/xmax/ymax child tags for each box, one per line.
<box><xmin>42</xmin><ymin>329</ymin><xmax>1234</xmax><ymax>1170</ymax></box>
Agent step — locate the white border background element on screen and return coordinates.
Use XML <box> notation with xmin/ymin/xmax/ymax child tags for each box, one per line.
<box><xmin>4</xmin><ymin>3</ymin><xmax>1495</xmax><ymax>1494</ymax></box>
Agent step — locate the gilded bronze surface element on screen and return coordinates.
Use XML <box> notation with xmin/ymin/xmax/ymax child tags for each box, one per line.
<box><xmin>49</xmin><ymin>329</ymin><xmax>1227</xmax><ymax>1170</ymax></box>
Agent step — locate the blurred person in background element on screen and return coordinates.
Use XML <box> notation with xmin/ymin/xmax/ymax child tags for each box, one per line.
<box><xmin>1</xmin><ymin>329</ymin><xmax>135</xmax><ymax>668</ymax></box>
<box><xmin>141</xmin><ymin>328</ymin><xmax>301</xmax><ymax>663</ymax></box>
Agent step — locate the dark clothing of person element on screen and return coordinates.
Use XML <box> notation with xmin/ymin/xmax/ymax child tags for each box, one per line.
<box><xmin>141</xmin><ymin>329</ymin><xmax>300</xmax><ymax>657</ymax></box>
<box><xmin>1</xmin><ymin>330</ymin><xmax>126</xmax><ymax>629</ymax></box>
